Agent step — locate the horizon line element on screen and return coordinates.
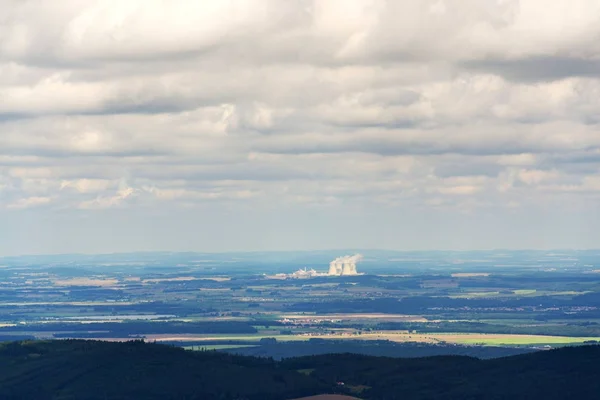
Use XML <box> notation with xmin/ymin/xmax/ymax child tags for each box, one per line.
<box><xmin>1</xmin><ymin>248</ymin><xmax>599</xmax><ymax>259</ymax></box>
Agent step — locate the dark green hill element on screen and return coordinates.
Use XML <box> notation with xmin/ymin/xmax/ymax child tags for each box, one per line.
<box><xmin>283</xmin><ymin>345</ymin><xmax>600</xmax><ymax>399</ymax></box>
<box><xmin>0</xmin><ymin>340</ymin><xmax>329</xmax><ymax>400</ymax></box>
<box><xmin>0</xmin><ymin>340</ymin><xmax>599</xmax><ymax>400</ymax></box>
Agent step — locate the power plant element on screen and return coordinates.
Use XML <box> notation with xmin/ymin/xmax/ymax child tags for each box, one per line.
<box><xmin>268</xmin><ymin>254</ymin><xmax>364</xmax><ymax>279</ymax></box>
<box><xmin>328</xmin><ymin>254</ymin><xmax>363</xmax><ymax>276</ymax></box>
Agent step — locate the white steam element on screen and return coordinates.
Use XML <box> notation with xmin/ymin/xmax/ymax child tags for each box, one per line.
<box><xmin>328</xmin><ymin>254</ymin><xmax>363</xmax><ymax>276</ymax></box>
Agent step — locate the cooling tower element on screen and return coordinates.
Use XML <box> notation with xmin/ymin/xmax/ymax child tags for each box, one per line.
<box><xmin>341</xmin><ymin>262</ymin><xmax>358</xmax><ymax>275</ymax></box>
<box><xmin>349</xmin><ymin>264</ymin><xmax>357</xmax><ymax>275</ymax></box>
<box><xmin>341</xmin><ymin>262</ymin><xmax>351</xmax><ymax>275</ymax></box>
<box><xmin>329</xmin><ymin>262</ymin><xmax>339</xmax><ymax>275</ymax></box>
<box><xmin>328</xmin><ymin>254</ymin><xmax>363</xmax><ymax>276</ymax></box>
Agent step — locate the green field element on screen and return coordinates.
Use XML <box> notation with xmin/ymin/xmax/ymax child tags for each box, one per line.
<box><xmin>432</xmin><ymin>333</ymin><xmax>600</xmax><ymax>346</ymax></box>
<box><xmin>450</xmin><ymin>289</ymin><xmax>590</xmax><ymax>299</ymax></box>
<box><xmin>184</xmin><ymin>344</ymin><xmax>259</xmax><ymax>350</ymax></box>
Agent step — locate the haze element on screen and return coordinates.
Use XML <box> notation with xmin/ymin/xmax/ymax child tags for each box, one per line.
<box><xmin>2</xmin><ymin>0</ymin><xmax>600</xmax><ymax>255</ymax></box>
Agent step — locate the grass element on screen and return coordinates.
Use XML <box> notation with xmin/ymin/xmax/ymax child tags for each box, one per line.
<box><xmin>184</xmin><ymin>344</ymin><xmax>258</xmax><ymax>350</ymax></box>
<box><xmin>297</xmin><ymin>368</ymin><xmax>315</xmax><ymax>376</ymax></box>
<box><xmin>280</xmin><ymin>313</ymin><xmax>426</xmax><ymax>321</ymax></box>
<box><xmin>429</xmin><ymin>333</ymin><xmax>600</xmax><ymax>346</ymax></box>
<box><xmin>450</xmin><ymin>292</ymin><xmax>500</xmax><ymax>298</ymax></box>
<box><xmin>149</xmin><ymin>331</ymin><xmax>600</xmax><ymax>348</ymax></box>
<box><xmin>147</xmin><ymin>334</ymin><xmax>315</xmax><ymax>342</ymax></box>
<box><xmin>346</xmin><ymin>384</ymin><xmax>371</xmax><ymax>394</ymax></box>
<box><xmin>513</xmin><ymin>289</ymin><xmax>537</xmax><ymax>295</ymax></box>
<box><xmin>544</xmin><ymin>291</ymin><xmax>590</xmax><ymax>296</ymax></box>
<box><xmin>450</xmin><ymin>289</ymin><xmax>587</xmax><ymax>299</ymax></box>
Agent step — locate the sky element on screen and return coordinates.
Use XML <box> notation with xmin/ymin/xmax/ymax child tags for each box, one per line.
<box><xmin>1</xmin><ymin>0</ymin><xmax>600</xmax><ymax>255</ymax></box>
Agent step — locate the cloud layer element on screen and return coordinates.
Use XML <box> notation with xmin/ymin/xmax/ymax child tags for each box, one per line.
<box><xmin>1</xmin><ymin>0</ymin><xmax>600</xmax><ymax>253</ymax></box>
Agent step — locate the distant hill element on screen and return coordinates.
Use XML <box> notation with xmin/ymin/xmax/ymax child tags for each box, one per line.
<box><xmin>217</xmin><ymin>339</ymin><xmax>535</xmax><ymax>360</ymax></box>
<box><xmin>0</xmin><ymin>340</ymin><xmax>598</xmax><ymax>399</ymax></box>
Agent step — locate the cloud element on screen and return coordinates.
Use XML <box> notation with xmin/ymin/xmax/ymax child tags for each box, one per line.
<box><xmin>1</xmin><ymin>0</ymin><xmax>600</xmax><ymax>252</ymax></box>
<box><xmin>7</xmin><ymin>196</ymin><xmax>52</xmax><ymax>209</ymax></box>
<box><xmin>78</xmin><ymin>185</ymin><xmax>136</xmax><ymax>209</ymax></box>
<box><xmin>463</xmin><ymin>57</ymin><xmax>600</xmax><ymax>83</ymax></box>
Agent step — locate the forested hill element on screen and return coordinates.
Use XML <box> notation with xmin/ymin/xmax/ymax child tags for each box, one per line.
<box><xmin>0</xmin><ymin>340</ymin><xmax>599</xmax><ymax>400</ymax></box>
<box><xmin>283</xmin><ymin>345</ymin><xmax>600</xmax><ymax>399</ymax></box>
<box><xmin>0</xmin><ymin>340</ymin><xmax>328</xmax><ymax>400</ymax></box>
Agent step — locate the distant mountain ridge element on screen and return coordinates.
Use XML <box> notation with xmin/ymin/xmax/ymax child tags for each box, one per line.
<box><xmin>0</xmin><ymin>340</ymin><xmax>598</xmax><ymax>399</ymax></box>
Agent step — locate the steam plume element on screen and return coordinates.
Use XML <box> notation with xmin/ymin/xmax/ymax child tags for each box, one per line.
<box><xmin>328</xmin><ymin>254</ymin><xmax>363</xmax><ymax>276</ymax></box>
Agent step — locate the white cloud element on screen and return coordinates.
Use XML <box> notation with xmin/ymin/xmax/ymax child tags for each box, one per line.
<box><xmin>60</xmin><ymin>178</ymin><xmax>113</xmax><ymax>193</ymax></box>
<box><xmin>78</xmin><ymin>186</ymin><xmax>136</xmax><ymax>209</ymax></box>
<box><xmin>1</xmin><ymin>0</ymin><xmax>600</xmax><ymax>252</ymax></box>
<box><xmin>7</xmin><ymin>196</ymin><xmax>52</xmax><ymax>209</ymax></box>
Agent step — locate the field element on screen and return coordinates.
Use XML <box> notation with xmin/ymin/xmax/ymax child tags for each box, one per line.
<box><xmin>423</xmin><ymin>333</ymin><xmax>599</xmax><ymax>346</ymax></box>
<box><xmin>143</xmin><ymin>330</ymin><xmax>600</xmax><ymax>347</ymax></box>
<box><xmin>1</xmin><ymin>249</ymin><xmax>600</xmax><ymax>359</ymax></box>
<box><xmin>281</xmin><ymin>313</ymin><xmax>427</xmax><ymax>322</ymax></box>
<box><xmin>184</xmin><ymin>344</ymin><xmax>258</xmax><ymax>350</ymax></box>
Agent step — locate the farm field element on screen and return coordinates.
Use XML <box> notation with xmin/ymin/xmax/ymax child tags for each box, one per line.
<box><xmin>1</xmin><ymin>250</ymin><xmax>600</xmax><ymax>358</ymax></box>
<box><xmin>422</xmin><ymin>333</ymin><xmax>600</xmax><ymax>346</ymax></box>
<box><xmin>184</xmin><ymin>344</ymin><xmax>259</xmax><ymax>350</ymax></box>
<box><xmin>280</xmin><ymin>313</ymin><xmax>427</xmax><ymax>322</ymax></box>
<box><xmin>143</xmin><ymin>331</ymin><xmax>600</xmax><ymax>347</ymax></box>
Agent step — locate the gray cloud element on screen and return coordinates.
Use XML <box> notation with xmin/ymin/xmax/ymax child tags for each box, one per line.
<box><xmin>463</xmin><ymin>57</ymin><xmax>600</xmax><ymax>82</ymax></box>
<box><xmin>2</xmin><ymin>0</ymin><xmax>600</xmax><ymax>253</ymax></box>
